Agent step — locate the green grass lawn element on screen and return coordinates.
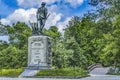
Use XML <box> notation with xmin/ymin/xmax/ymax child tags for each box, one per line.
<box><xmin>0</xmin><ymin>68</ymin><xmax>24</xmax><ymax>77</ymax></box>
<box><xmin>0</xmin><ymin>67</ymin><xmax>88</xmax><ymax>78</ymax></box>
<box><xmin>36</xmin><ymin>67</ymin><xmax>88</xmax><ymax>78</ymax></box>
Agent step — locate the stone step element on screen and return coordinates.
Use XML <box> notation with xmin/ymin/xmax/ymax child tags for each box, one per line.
<box><xmin>19</xmin><ymin>69</ymin><xmax>40</xmax><ymax>77</ymax></box>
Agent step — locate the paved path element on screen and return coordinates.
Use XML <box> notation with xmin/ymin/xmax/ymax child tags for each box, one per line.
<box><xmin>0</xmin><ymin>75</ymin><xmax>120</xmax><ymax>80</ymax></box>
<box><xmin>19</xmin><ymin>69</ymin><xmax>40</xmax><ymax>77</ymax></box>
<box><xmin>80</xmin><ymin>75</ymin><xmax>120</xmax><ymax>80</ymax></box>
<box><xmin>90</xmin><ymin>67</ymin><xmax>110</xmax><ymax>75</ymax></box>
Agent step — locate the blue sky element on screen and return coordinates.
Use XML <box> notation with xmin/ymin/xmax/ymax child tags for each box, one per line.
<box><xmin>0</xmin><ymin>0</ymin><xmax>93</xmax><ymax>17</ymax></box>
<box><xmin>0</xmin><ymin>0</ymin><xmax>95</xmax><ymax>41</ymax></box>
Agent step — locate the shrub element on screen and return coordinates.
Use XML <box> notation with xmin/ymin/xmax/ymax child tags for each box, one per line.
<box><xmin>0</xmin><ymin>68</ymin><xmax>24</xmax><ymax>77</ymax></box>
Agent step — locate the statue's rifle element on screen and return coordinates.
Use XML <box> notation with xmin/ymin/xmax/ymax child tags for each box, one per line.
<box><xmin>42</xmin><ymin>13</ymin><xmax>50</xmax><ymax>28</ymax></box>
<box><xmin>44</xmin><ymin>13</ymin><xmax>50</xmax><ymax>25</ymax></box>
<box><xmin>46</xmin><ymin>13</ymin><xmax>50</xmax><ymax>20</ymax></box>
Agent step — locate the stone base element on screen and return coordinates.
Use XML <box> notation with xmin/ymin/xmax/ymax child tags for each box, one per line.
<box><xmin>28</xmin><ymin>35</ymin><xmax>52</xmax><ymax>70</ymax></box>
<box><xmin>19</xmin><ymin>35</ymin><xmax>52</xmax><ymax>77</ymax></box>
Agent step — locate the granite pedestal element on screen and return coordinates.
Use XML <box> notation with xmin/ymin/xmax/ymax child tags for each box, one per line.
<box><xmin>27</xmin><ymin>35</ymin><xmax>52</xmax><ymax>70</ymax></box>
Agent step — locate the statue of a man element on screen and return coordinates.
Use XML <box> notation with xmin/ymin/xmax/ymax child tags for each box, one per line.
<box><xmin>37</xmin><ymin>2</ymin><xmax>48</xmax><ymax>33</ymax></box>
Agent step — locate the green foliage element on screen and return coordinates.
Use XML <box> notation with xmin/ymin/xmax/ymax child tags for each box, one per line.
<box><xmin>44</xmin><ymin>26</ymin><xmax>63</xmax><ymax>68</ymax></box>
<box><xmin>36</xmin><ymin>67</ymin><xmax>88</xmax><ymax>77</ymax></box>
<box><xmin>0</xmin><ymin>22</ymin><xmax>32</xmax><ymax>69</ymax></box>
<box><xmin>0</xmin><ymin>45</ymin><xmax>27</xmax><ymax>68</ymax></box>
<box><xmin>87</xmin><ymin>0</ymin><xmax>120</xmax><ymax>67</ymax></box>
<box><xmin>0</xmin><ymin>40</ymin><xmax>8</xmax><ymax>51</ymax></box>
<box><xmin>7</xmin><ymin>22</ymin><xmax>32</xmax><ymax>49</ymax></box>
<box><xmin>100</xmin><ymin>14</ymin><xmax>120</xmax><ymax>66</ymax></box>
<box><xmin>65</xmin><ymin>37</ymin><xmax>87</xmax><ymax>68</ymax></box>
<box><xmin>64</xmin><ymin>16</ymin><xmax>99</xmax><ymax>66</ymax></box>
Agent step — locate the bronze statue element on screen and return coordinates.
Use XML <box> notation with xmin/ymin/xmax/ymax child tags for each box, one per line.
<box><xmin>37</xmin><ymin>2</ymin><xmax>48</xmax><ymax>34</ymax></box>
<box><xmin>30</xmin><ymin>2</ymin><xmax>50</xmax><ymax>35</ymax></box>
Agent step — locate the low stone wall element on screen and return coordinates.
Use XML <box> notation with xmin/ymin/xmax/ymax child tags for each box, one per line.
<box><xmin>88</xmin><ymin>63</ymin><xmax>102</xmax><ymax>71</ymax></box>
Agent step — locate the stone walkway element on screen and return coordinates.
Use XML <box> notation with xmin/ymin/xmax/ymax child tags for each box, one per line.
<box><xmin>0</xmin><ymin>75</ymin><xmax>120</xmax><ymax>80</ymax></box>
<box><xmin>80</xmin><ymin>75</ymin><xmax>120</xmax><ymax>80</ymax></box>
<box><xmin>90</xmin><ymin>67</ymin><xmax>111</xmax><ymax>75</ymax></box>
<box><xmin>19</xmin><ymin>69</ymin><xmax>40</xmax><ymax>77</ymax></box>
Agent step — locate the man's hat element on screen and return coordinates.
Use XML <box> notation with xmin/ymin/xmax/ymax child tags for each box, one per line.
<box><xmin>41</xmin><ymin>2</ymin><xmax>46</xmax><ymax>5</ymax></box>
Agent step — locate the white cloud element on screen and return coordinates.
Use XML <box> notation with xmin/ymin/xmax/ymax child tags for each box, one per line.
<box><xmin>1</xmin><ymin>7</ymin><xmax>70</xmax><ymax>33</ymax></box>
<box><xmin>1</xmin><ymin>0</ymin><xmax>72</xmax><ymax>33</ymax></box>
<box><xmin>1</xmin><ymin>8</ymin><xmax>63</xmax><ymax>30</ymax></box>
<box><xmin>17</xmin><ymin>0</ymin><xmax>59</xmax><ymax>8</ymax></box>
<box><xmin>45</xmin><ymin>12</ymin><xmax>62</xmax><ymax>29</ymax></box>
<box><xmin>57</xmin><ymin>17</ymin><xmax>71</xmax><ymax>32</ymax></box>
<box><xmin>1</xmin><ymin>8</ymin><xmax>37</xmax><ymax>25</ymax></box>
<box><xmin>48</xmin><ymin>5</ymin><xmax>57</xmax><ymax>12</ymax></box>
<box><xmin>64</xmin><ymin>0</ymin><xmax>84</xmax><ymax>7</ymax></box>
<box><xmin>17</xmin><ymin>0</ymin><xmax>83</xmax><ymax>8</ymax></box>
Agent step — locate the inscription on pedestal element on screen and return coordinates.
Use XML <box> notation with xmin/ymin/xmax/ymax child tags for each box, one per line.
<box><xmin>28</xmin><ymin>36</ymin><xmax>52</xmax><ymax>69</ymax></box>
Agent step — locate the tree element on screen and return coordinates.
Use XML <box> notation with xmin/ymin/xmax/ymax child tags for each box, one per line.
<box><xmin>87</xmin><ymin>0</ymin><xmax>120</xmax><ymax>67</ymax></box>
<box><xmin>0</xmin><ymin>40</ymin><xmax>9</xmax><ymax>51</ymax></box>
<box><xmin>66</xmin><ymin>37</ymin><xmax>87</xmax><ymax>68</ymax></box>
<box><xmin>7</xmin><ymin>22</ymin><xmax>32</xmax><ymax>49</ymax></box>
<box><xmin>100</xmin><ymin>14</ymin><xmax>120</xmax><ymax>67</ymax></box>
<box><xmin>0</xmin><ymin>22</ymin><xmax>32</xmax><ymax>69</ymax></box>
<box><xmin>43</xmin><ymin>26</ymin><xmax>62</xmax><ymax>68</ymax></box>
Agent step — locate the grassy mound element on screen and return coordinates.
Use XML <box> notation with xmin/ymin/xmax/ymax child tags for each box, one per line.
<box><xmin>36</xmin><ymin>67</ymin><xmax>88</xmax><ymax>78</ymax></box>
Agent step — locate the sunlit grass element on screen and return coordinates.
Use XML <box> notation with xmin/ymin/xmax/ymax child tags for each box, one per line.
<box><xmin>36</xmin><ymin>67</ymin><xmax>88</xmax><ymax>77</ymax></box>
<box><xmin>0</xmin><ymin>68</ymin><xmax>24</xmax><ymax>77</ymax></box>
